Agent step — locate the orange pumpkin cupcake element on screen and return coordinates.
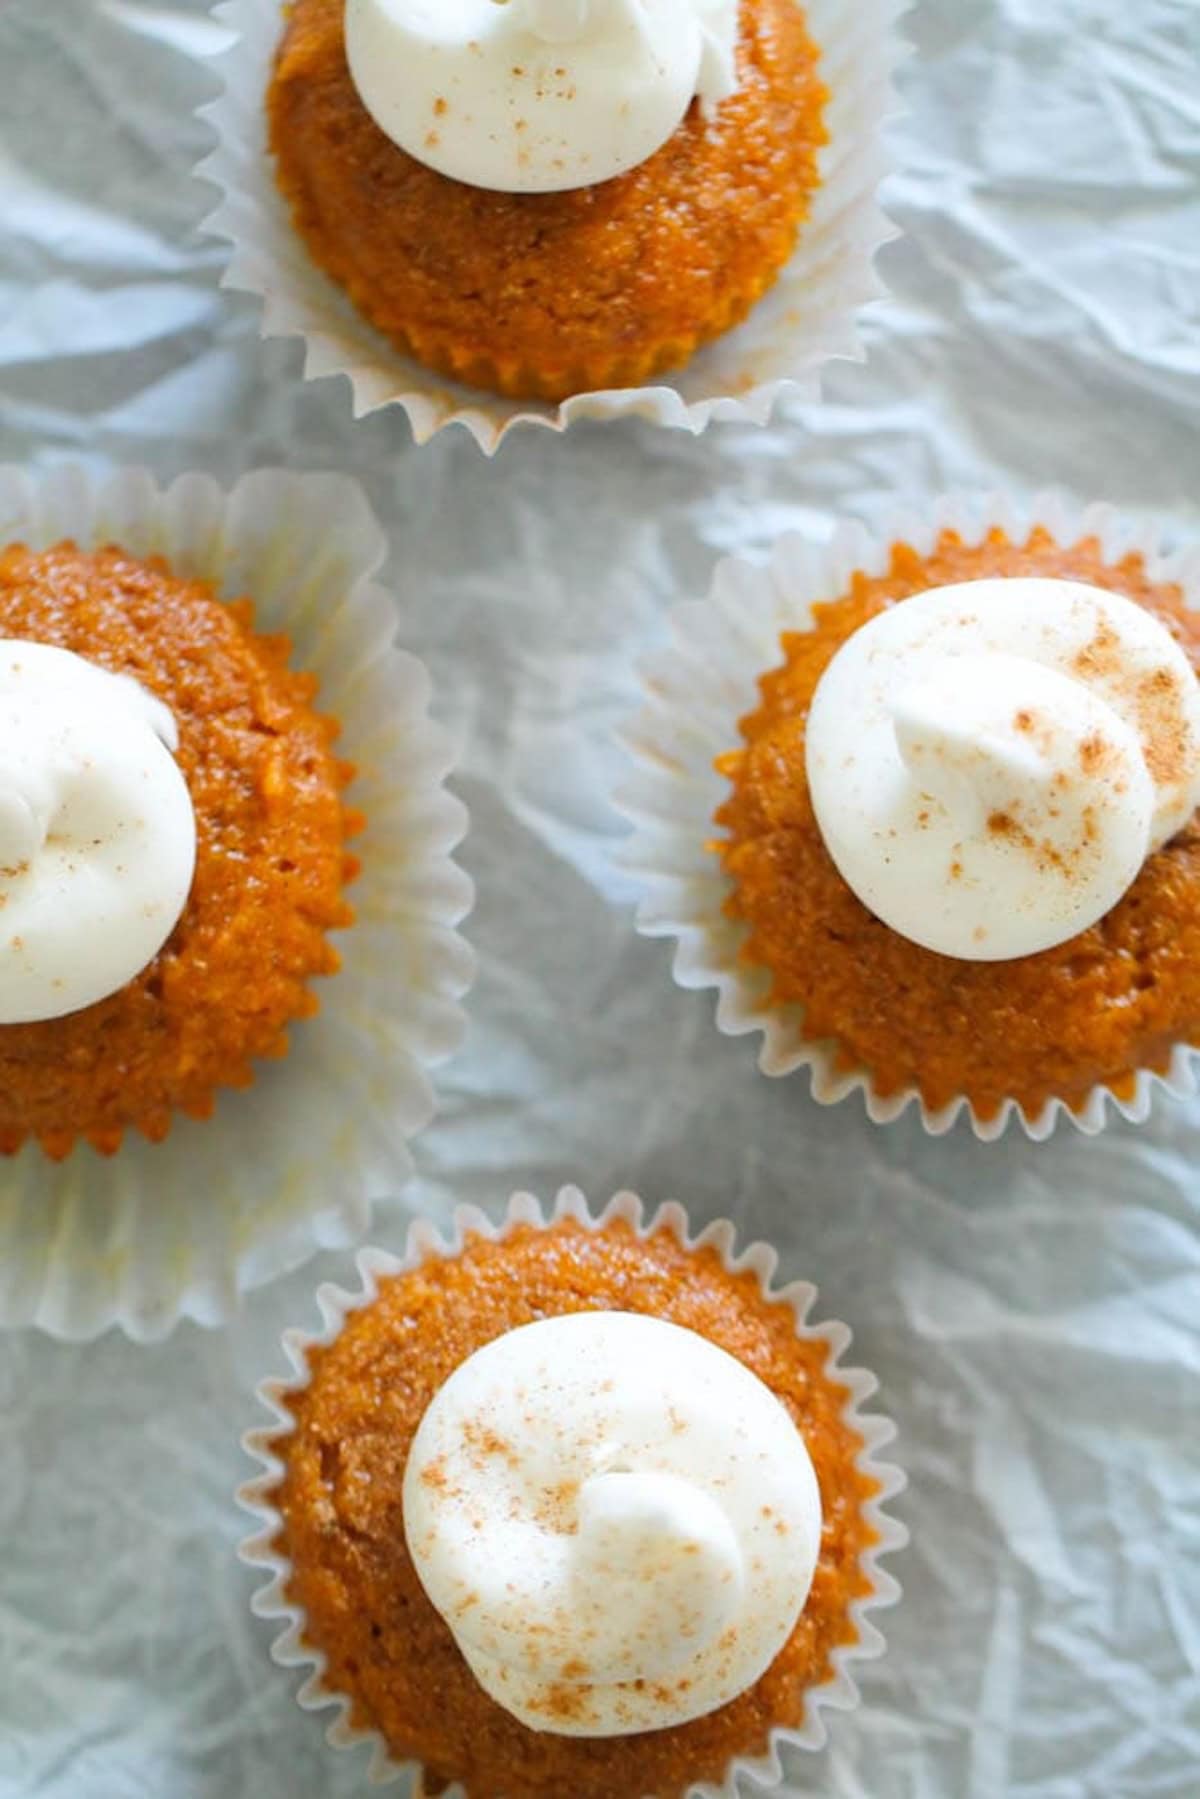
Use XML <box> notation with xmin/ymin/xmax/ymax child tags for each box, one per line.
<box><xmin>0</xmin><ymin>538</ymin><xmax>358</xmax><ymax>1161</ymax></box>
<box><xmin>619</xmin><ymin>499</ymin><xmax>1200</xmax><ymax>1139</ymax></box>
<box><xmin>266</xmin><ymin>0</ymin><xmax>827</xmax><ymax>402</ymax></box>
<box><xmin>240</xmin><ymin>1189</ymin><xmax>904</xmax><ymax>1796</ymax></box>
<box><xmin>0</xmin><ymin>465</ymin><xmax>472</xmax><ymax>1343</ymax></box>
<box><xmin>199</xmin><ymin>0</ymin><xmax>898</xmax><ymax>445</ymax></box>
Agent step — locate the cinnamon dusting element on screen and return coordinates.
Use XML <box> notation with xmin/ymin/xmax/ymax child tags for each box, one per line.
<box><xmin>267</xmin><ymin>0</ymin><xmax>828</xmax><ymax>402</ymax></box>
<box><xmin>273</xmin><ymin>1219</ymin><xmax>877</xmax><ymax>1799</ymax></box>
<box><xmin>0</xmin><ymin>542</ymin><xmax>359</xmax><ymax>1161</ymax></box>
<box><xmin>715</xmin><ymin>527</ymin><xmax>1200</xmax><ymax>1120</ymax></box>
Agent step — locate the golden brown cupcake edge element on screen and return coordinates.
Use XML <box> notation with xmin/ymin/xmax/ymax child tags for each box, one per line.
<box><xmin>715</xmin><ymin>526</ymin><xmax>1200</xmax><ymax>1121</ymax></box>
<box><xmin>0</xmin><ymin>541</ymin><xmax>361</xmax><ymax>1159</ymax></box>
<box><xmin>267</xmin><ymin>0</ymin><xmax>828</xmax><ymax>401</ymax></box>
<box><xmin>271</xmin><ymin>1217</ymin><xmax>879</xmax><ymax>1799</ymax></box>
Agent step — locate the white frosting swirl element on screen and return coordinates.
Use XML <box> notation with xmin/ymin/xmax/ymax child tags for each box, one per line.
<box><xmin>0</xmin><ymin>641</ymin><xmax>196</xmax><ymax>1022</ymax></box>
<box><xmin>402</xmin><ymin>1310</ymin><xmax>822</xmax><ymax>1736</ymax></box>
<box><xmin>345</xmin><ymin>0</ymin><xmax>739</xmax><ymax>194</ymax></box>
<box><xmin>805</xmin><ymin>578</ymin><xmax>1200</xmax><ymax>962</ymax></box>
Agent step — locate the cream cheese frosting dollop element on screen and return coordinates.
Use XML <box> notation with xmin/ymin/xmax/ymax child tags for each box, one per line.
<box><xmin>402</xmin><ymin>1309</ymin><xmax>822</xmax><ymax>1736</ymax></box>
<box><xmin>0</xmin><ymin>641</ymin><xmax>196</xmax><ymax>1023</ymax></box>
<box><xmin>344</xmin><ymin>0</ymin><xmax>739</xmax><ymax>193</ymax></box>
<box><xmin>805</xmin><ymin>578</ymin><xmax>1200</xmax><ymax>962</ymax></box>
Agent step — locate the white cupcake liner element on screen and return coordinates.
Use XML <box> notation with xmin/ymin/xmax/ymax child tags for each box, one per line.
<box><xmin>239</xmin><ymin>1185</ymin><xmax>906</xmax><ymax>1796</ymax></box>
<box><xmin>616</xmin><ymin>492</ymin><xmax>1200</xmax><ymax>1142</ymax></box>
<box><xmin>195</xmin><ymin>0</ymin><xmax>905</xmax><ymax>454</ymax></box>
<box><xmin>0</xmin><ymin>463</ymin><xmax>475</xmax><ymax>1342</ymax></box>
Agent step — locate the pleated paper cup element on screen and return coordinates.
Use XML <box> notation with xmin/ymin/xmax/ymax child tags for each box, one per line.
<box><xmin>0</xmin><ymin>463</ymin><xmax>474</xmax><ymax>1342</ymax></box>
<box><xmin>195</xmin><ymin>0</ymin><xmax>904</xmax><ymax>454</ymax></box>
<box><xmin>239</xmin><ymin>1185</ymin><xmax>906</xmax><ymax>1794</ymax></box>
<box><xmin>617</xmin><ymin>493</ymin><xmax>1200</xmax><ymax>1142</ymax></box>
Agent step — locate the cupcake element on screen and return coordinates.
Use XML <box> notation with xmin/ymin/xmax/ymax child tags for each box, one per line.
<box><xmin>198</xmin><ymin>0</ymin><xmax>899</xmax><ymax>447</ymax></box>
<box><xmin>0</xmin><ymin>464</ymin><xmax>472</xmax><ymax>1340</ymax></box>
<box><xmin>267</xmin><ymin>0</ymin><xmax>826</xmax><ymax>401</ymax></box>
<box><xmin>0</xmin><ymin>539</ymin><xmax>357</xmax><ymax>1160</ymax></box>
<box><xmin>619</xmin><ymin>499</ymin><xmax>1200</xmax><ymax>1138</ymax></box>
<box><xmin>240</xmin><ymin>1189</ymin><xmax>905</xmax><ymax>1795</ymax></box>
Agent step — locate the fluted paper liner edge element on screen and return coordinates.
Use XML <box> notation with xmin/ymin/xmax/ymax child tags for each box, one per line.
<box><xmin>238</xmin><ymin>1185</ymin><xmax>907</xmax><ymax>1794</ymax></box>
<box><xmin>615</xmin><ymin>492</ymin><xmax>1200</xmax><ymax>1142</ymax></box>
<box><xmin>195</xmin><ymin>0</ymin><xmax>907</xmax><ymax>454</ymax></box>
<box><xmin>0</xmin><ymin>463</ymin><xmax>475</xmax><ymax>1341</ymax></box>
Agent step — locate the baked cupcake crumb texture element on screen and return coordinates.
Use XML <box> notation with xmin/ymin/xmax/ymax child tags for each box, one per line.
<box><xmin>715</xmin><ymin>526</ymin><xmax>1200</xmax><ymax>1121</ymax></box>
<box><xmin>0</xmin><ymin>541</ymin><xmax>361</xmax><ymax>1160</ymax></box>
<box><xmin>271</xmin><ymin>1216</ymin><xmax>878</xmax><ymax>1799</ymax></box>
<box><xmin>267</xmin><ymin>0</ymin><xmax>827</xmax><ymax>401</ymax></box>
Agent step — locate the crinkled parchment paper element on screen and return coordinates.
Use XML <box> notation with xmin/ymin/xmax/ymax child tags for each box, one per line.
<box><xmin>0</xmin><ymin>1</ymin><xmax>1198</xmax><ymax>1794</ymax></box>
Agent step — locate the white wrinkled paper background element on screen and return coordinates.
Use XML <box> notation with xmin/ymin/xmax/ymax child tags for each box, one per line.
<box><xmin>1</xmin><ymin>0</ymin><xmax>1198</xmax><ymax>1793</ymax></box>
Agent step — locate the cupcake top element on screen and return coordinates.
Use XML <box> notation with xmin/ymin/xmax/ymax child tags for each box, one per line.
<box><xmin>269</xmin><ymin>1215</ymin><xmax>880</xmax><ymax>1799</ymax></box>
<box><xmin>0</xmin><ymin>540</ymin><xmax>358</xmax><ymax>1159</ymax></box>
<box><xmin>268</xmin><ymin>0</ymin><xmax>826</xmax><ymax>401</ymax></box>
<box><xmin>347</xmin><ymin>0</ymin><xmax>739</xmax><ymax>192</ymax></box>
<box><xmin>404</xmin><ymin>1308</ymin><xmax>822</xmax><ymax>1735</ymax></box>
<box><xmin>715</xmin><ymin>526</ymin><xmax>1200</xmax><ymax>1120</ymax></box>
<box><xmin>0</xmin><ymin>640</ymin><xmax>195</xmax><ymax>1021</ymax></box>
